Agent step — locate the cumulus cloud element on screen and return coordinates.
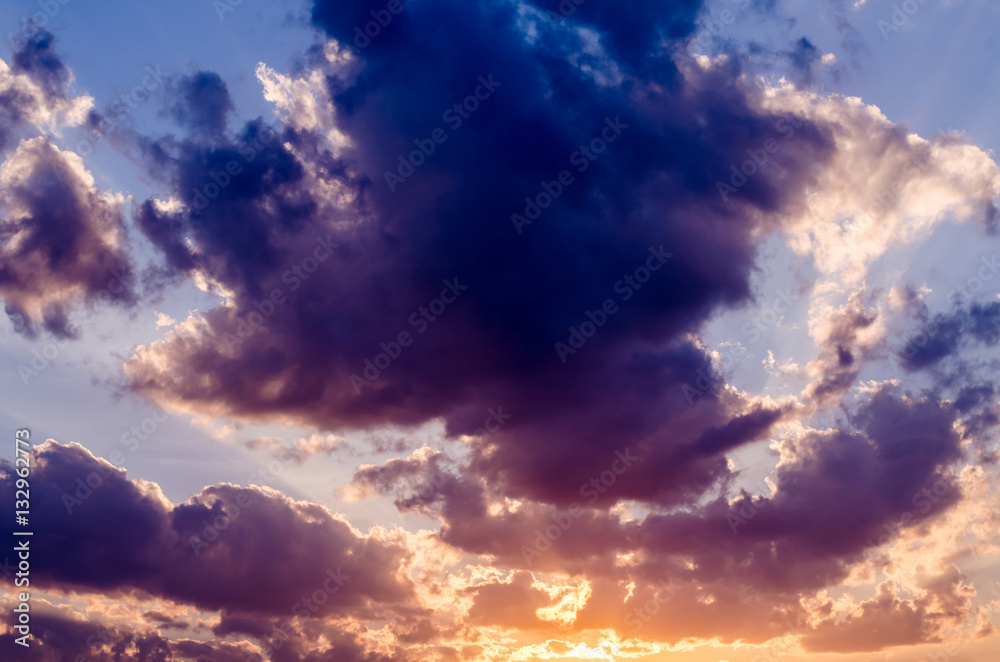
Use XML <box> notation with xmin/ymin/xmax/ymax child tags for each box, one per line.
<box><xmin>120</xmin><ymin>0</ymin><xmax>1000</xmax><ymax>519</ymax></box>
<box><xmin>763</xmin><ymin>88</ymin><xmax>1000</xmax><ymax>285</ymax></box>
<box><xmin>0</xmin><ymin>32</ymin><xmax>136</xmax><ymax>336</ymax></box>
<box><xmin>0</xmin><ymin>440</ymin><xmax>422</xmax><ymax>660</ymax></box>
<box><xmin>16</xmin><ymin>0</ymin><xmax>992</xmax><ymax>656</ymax></box>
<box><xmin>0</xmin><ymin>32</ymin><xmax>93</xmax><ymax>151</ymax></box>
<box><xmin>345</xmin><ymin>385</ymin><xmax>982</xmax><ymax>652</ymax></box>
<box><xmin>0</xmin><ymin>608</ymin><xmax>176</xmax><ymax>662</ymax></box>
<box><xmin>0</xmin><ymin>137</ymin><xmax>135</xmax><ymax>336</ymax></box>
<box><xmin>124</xmin><ymin>0</ymin><xmax>841</xmax><ymax>519</ymax></box>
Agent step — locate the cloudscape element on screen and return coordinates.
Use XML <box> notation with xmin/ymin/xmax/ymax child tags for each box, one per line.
<box><xmin>2</xmin><ymin>1</ymin><xmax>1000</xmax><ymax>661</ymax></box>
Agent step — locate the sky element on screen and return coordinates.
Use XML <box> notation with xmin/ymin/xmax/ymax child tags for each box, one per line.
<box><xmin>1</xmin><ymin>0</ymin><xmax>1000</xmax><ymax>661</ymax></box>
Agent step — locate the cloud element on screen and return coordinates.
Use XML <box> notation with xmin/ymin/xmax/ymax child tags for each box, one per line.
<box><xmin>9</xmin><ymin>30</ymin><xmax>72</xmax><ymax>97</ymax></box>
<box><xmin>165</xmin><ymin>70</ymin><xmax>234</xmax><ymax>136</ymax></box>
<box><xmin>801</xmin><ymin>581</ymin><xmax>943</xmax><ymax>652</ymax></box>
<box><xmin>119</xmin><ymin>2</ymin><xmax>1000</xmax><ymax>505</ymax></box>
<box><xmin>803</xmin><ymin>289</ymin><xmax>880</xmax><ymax>405</ymax></box>
<box><xmin>123</xmin><ymin>0</ymin><xmax>847</xmax><ymax>519</ymax></box>
<box><xmin>1</xmin><ymin>385</ymin><xmax>986</xmax><ymax>656</ymax></box>
<box><xmin>764</xmin><ymin>91</ymin><xmax>1000</xmax><ymax>285</ymax></box>
<box><xmin>60</xmin><ymin>0</ymin><xmax>1000</xmax><ymax>653</ymax></box>
<box><xmin>142</xmin><ymin>610</ymin><xmax>189</xmax><ymax>630</ymax></box>
<box><xmin>0</xmin><ymin>136</ymin><xmax>135</xmax><ymax>336</ymax></box>
<box><xmin>0</xmin><ymin>606</ymin><xmax>174</xmax><ymax>662</ymax></box>
<box><xmin>345</xmin><ymin>385</ymin><xmax>981</xmax><ymax>649</ymax></box>
<box><xmin>465</xmin><ymin>572</ymin><xmax>553</xmax><ymax>630</ymax></box>
<box><xmin>0</xmin><ymin>32</ymin><xmax>93</xmax><ymax>151</ymax></box>
<box><xmin>0</xmin><ymin>32</ymin><xmax>137</xmax><ymax>337</ymax></box>
<box><xmin>901</xmin><ymin>300</ymin><xmax>1000</xmax><ymax>371</ymax></box>
<box><xmin>243</xmin><ymin>433</ymin><xmax>347</xmax><ymax>464</ymax></box>
<box><xmin>0</xmin><ymin>441</ymin><xmax>417</xmax><ymax>619</ymax></box>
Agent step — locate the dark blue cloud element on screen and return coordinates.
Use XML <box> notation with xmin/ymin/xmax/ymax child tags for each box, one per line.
<box><xmin>0</xmin><ymin>441</ymin><xmax>416</xmax><ymax>616</ymax></box>
<box><xmin>10</xmin><ymin>30</ymin><xmax>71</xmax><ymax>98</ymax></box>
<box><xmin>901</xmin><ymin>301</ymin><xmax>1000</xmax><ymax>371</ymax></box>
<box><xmin>124</xmin><ymin>0</ymin><xmax>838</xmax><ymax>511</ymax></box>
<box><xmin>165</xmin><ymin>70</ymin><xmax>234</xmax><ymax>136</ymax></box>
